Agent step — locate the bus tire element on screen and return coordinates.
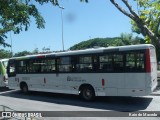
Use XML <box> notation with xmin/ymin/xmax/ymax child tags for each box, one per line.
<box><xmin>20</xmin><ymin>83</ymin><xmax>28</xmax><ymax>94</ymax></box>
<box><xmin>80</xmin><ymin>85</ymin><xmax>95</xmax><ymax>101</ymax></box>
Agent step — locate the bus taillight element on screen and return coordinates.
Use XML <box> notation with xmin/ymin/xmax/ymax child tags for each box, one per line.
<box><xmin>102</xmin><ymin>79</ymin><xmax>105</xmax><ymax>86</ymax></box>
<box><xmin>146</xmin><ymin>49</ymin><xmax>151</xmax><ymax>73</ymax></box>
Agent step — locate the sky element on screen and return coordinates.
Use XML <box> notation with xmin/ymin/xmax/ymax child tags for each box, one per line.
<box><xmin>2</xmin><ymin>0</ymin><xmax>139</xmax><ymax>53</ymax></box>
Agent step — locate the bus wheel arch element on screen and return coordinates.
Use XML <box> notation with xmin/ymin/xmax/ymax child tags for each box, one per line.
<box><xmin>20</xmin><ymin>82</ymin><xmax>28</xmax><ymax>93</ymax></box>
<box><xmin>79</xmin><ymin>84</ymin><xmax>95</xmax><ymax>101</ymax></box>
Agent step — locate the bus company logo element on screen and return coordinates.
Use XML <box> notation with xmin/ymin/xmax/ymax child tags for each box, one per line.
<box><xmin>2</xmin><ymin>112</ymin><xmax>11</xmax><ymax>118</ymax></box>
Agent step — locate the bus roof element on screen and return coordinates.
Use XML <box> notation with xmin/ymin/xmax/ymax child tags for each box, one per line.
<box><xmin>9</xmin><ymin>44</ymin><xmax>154</xmax><ymax>60</ymax></box>
<box><xmin>56</xmin><ymin>44</ymin><xmax>154</xmax><ymax>56</ymax></box>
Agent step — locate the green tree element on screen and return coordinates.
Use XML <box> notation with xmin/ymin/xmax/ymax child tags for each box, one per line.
<box><xmin>120</xmin><ymin>33</ymin><xmax>133</xmax><ymax>45</ymax></box>
<box><xmin>0</xmin><ymin>36</ymin><xmax>11</xmax><ymax>47</ymax></box>
<box><xmin>110</xmin><ymin>0</ymin><xmax>160</xmax><ymax>44</ymax></box>
<box><xmin>0</xmin><ymin>0</ymin><xmax>59</xmax><ymax>46</ymax></box>
<box><xmin>119</xmin><ymin>33</ymin><xmax>145</xmax><ymax>45</ymax></box>
<box><xmin>14</xmin><ymin>50</ymin><xmax>31</xmax><ymax>57</ymax></box>
<box><xmin>109</xmin><ymin>0</ymin><xmax>160</xmax><ymax>60</ymax></box>
<box><xmin>0</xmin><ymin>49</ymin><xmax>12</xmax><ymax>59</ymax></box>
<box><xmin>32</xmin><ymin>48</ymin><xmax>39</xmax><ymax>54</ymax></box>
<box><xmin>0</xmin><ymin>0</ymin><xmax>87</xmax><ymax>46</ymax></box>
<box><xmin>69</xmin><ymin>37</ymin><xmax>117</xmax><ymax>50</ymax></box>
<box><xmin>42</xmin><ymin>47</ymin><xmax>51</xmax><ymax>53</ymax></box>
<box><xmin>69</xmin><ymin>35</ymin><xmax>144</xmax><ymax>50</ymax></box>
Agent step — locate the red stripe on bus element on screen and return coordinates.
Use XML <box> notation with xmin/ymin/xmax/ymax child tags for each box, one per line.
<box><xmin>146</xmin><ymin>49</ymin><xmax>151</xmax><ymax>73</ymax></box>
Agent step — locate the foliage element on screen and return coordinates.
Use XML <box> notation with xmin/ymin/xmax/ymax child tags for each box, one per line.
<box><xmin>0</xmin><ymin>0</ymin><xmax>90</xmax><ymax>47</ymax></box>
<box><xmin>14</xmin><ymin>50</ymin><xmax>31</xmax><ymax>57</ymax></box>
<box><xmin>42</xmin><ymin>47</ymin><xmax>51</xmax><ymax>52</ymax></box>
<box><xmin>13</xmin><ymin>47</ymin><xmax>52</xmax><ymax>57</ymax></box>
<box><xmin>131</xmin><ymin>0</ymin><xmax>160</xmax><ymax>43</ymax></box>
<box><xmin>0</xmin><ymin>49</ymin><xmax>12</xmax><ymax>59</ymax></box>
<box><xmin>110</xmin><ymin>0</ymin><xmax>160</xmax><ymax>61</ymax></box>
<box><xmin>32</xmin><ymin>48</ymin><xmax>39</xmax><ymax>54</ymax></box>
<box><xmin>0</xmin><ymin>36</ymin><xmax>11</xmax><ymax>47</ymax></box>
<box><xmin>132</xmin><ymin>0</ymin><xmax>160</xmax><ymax>61</ymax></box>
<box><xmin>70</xmin><ymin>38</ymin><xmax>118</xmax><ymax>50</ymax></box>
<box><xmin>0</xmin><ymin>0</ymin><xmax>60</xmax><ymax>46</ymax></box>
<box><xmin>69</xmin><ymin>33</ymin><xmax>144</xmax><ymax>50</ymax></box>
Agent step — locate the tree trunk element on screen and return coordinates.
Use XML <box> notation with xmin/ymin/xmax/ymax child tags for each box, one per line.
<box><xmin>110</xmin><ymin>0</ymin><xmax>160</xmax><ymax>61</ymax></box>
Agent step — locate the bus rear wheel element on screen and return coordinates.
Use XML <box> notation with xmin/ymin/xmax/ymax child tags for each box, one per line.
<box><xmin>80</xmin><ymin>86</ymin><xmax>95</xmax><ymax>101</ymax></box>
<box><xmin>20</xmin><ymin>83</ymin><xmax>28</xmax><ymax>94</ymax></box>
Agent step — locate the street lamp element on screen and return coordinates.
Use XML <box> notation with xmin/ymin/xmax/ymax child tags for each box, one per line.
<box><xmin>59</xmin><ymin>6</ymin><xmax>65</xmax><ymax>51</ymax></box>
<box><xmin>10</xmin><ymin>32</ymin><xmax>13</xmax><ymax>57</ymax></box>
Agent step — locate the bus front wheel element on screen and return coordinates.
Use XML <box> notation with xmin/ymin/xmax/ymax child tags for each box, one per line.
<box><xmin>80</xmin><ymin>86</ymin><xmax>95</xmax><ymax>101</ymax></box>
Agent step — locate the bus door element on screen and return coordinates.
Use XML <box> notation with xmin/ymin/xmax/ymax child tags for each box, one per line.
<box><xmin>54</xmin><ymin>57</ymin><xmax>73</xmax><ymax>93</ymax></box>
<box><xmin>7</xmin><ymin>60</ymin><xmax>17</xmax><ymax>88</ymax></box>
<box><xmin>26</xmin><ymin>59</ymin><xmax>54</xmax><ymax>91</ymax></box>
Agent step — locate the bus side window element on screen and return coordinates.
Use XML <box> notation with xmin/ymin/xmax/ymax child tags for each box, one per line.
<box><xmin>99</xmin><ymin>55</ymin><xmax>113</xmax><ymax>72</ymax></box>
<box><xmin>125</xmin><ymin>52</ymin><xmax>145</xmax><ymax>72</ymax></box>
<box><xmin>57</xmin><ymin>57</ymin><xmax>73</xmax><ymax>72</ymax></box>
<box><xmin>75</xmin><ymin>56</ymin><xmax>93</xmax><ymax>72</ymax></box>
<box><xmin>113</xmin><ymin>54</ymin><xmax>124</xmax><ymax>72</ymax></box>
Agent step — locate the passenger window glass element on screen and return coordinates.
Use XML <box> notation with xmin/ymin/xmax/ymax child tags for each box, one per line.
<box><xmin>40</xmin><ymin>59</ymin><xmax>56</xmax><ymax>72</ymax></box>
<box><xmin>136</xmin><ymin>53</ymin><xmax>144</xmax><ymax>70</ymax></box>
<box><xmin>17</xmin><ymin>60</ymin><xmax>26</xmax><ymax>73</ymax></box>
<box><xmin>126</xmin><ymin>52</ymin><xmax>145</xmax><ymax>72</ymax></box>
<box><xmin>126</xmin><ymin>53</ymin><xmax>136</xmax><ymax>71</ymax></box>
<box><xmin>57</xmin><ymin>57</ymin><xmax>73</xmax><ymax>72</ymax></box>
<box><xmin>99</xmin><ymin>54</ymin><xmax>124</xmax><ymax>72</ymax></box>
<box><xmin>16</xmin><ymin>58</ymin><xmax>56</xmax><ymax>73</ymax></box>
<box><xmin>76</xmin><ymin>56</ymin><xmax>93</xmax><ymax>72</ymax></box>
<box><xmin>113</xmin><ymin>54</ymin><xmax>124</xmax><ymax>71</ymax></box>
<box><xmin>99</xmin><ymin>55</ymin><xmax>113</xmax><ymax>72</ymax></box>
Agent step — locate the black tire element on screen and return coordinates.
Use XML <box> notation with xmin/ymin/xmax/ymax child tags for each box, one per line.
<box><xmin>80</xmin><ymin>86</ymin><xmax>95</xmax><ymax>101</ymax></box>
<box><xmin>21</xmin><ymin>83</ymin><xmax>28</xmax><ymax>94</ymax></box>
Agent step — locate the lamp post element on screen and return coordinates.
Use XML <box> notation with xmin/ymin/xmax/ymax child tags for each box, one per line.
<box><xmin>59</xmin><ymin>6</ymin><xmax>65</xmax><ymax>51</ymax></box>
<box><xmin>10</xmin><ymin>32</ymin><xmax>13</xmax><ymax>57</ymax></box>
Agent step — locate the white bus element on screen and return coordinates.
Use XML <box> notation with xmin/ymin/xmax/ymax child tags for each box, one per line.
<box><xmin>7</xmin><ymin>44</ymin><xmax>157</xmax><ymax>101</ymax></box>
<box><xmin>0</xmin><ymin>59</ymin><xmax>9</xmax><ymax>87</ymax></box>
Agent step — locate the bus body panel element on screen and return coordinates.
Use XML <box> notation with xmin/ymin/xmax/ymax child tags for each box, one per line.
<box><xmin>7</xmin><ymin>44</ymin><xmax>158</xmax><ymax>98</ymax></box>
<box><xmin>8</xmin><ymin>77</ymin><xmax>18</xmax><ymax>89</ymax></box>
<box><xmin>9</xmin><ymin>73</ymin><xmax>155</xmax><ymax>97</ymax></box>
<box><xmin>124</xmin><ymin>73</ymin><xmax>146</xmax><ymax>89</ymax></box>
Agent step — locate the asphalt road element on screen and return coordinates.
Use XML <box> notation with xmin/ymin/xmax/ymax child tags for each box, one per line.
<box><xmin>0</xmin><ymin>87</ymin><xmax>160</xmax><ymax>120</ymax></box>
